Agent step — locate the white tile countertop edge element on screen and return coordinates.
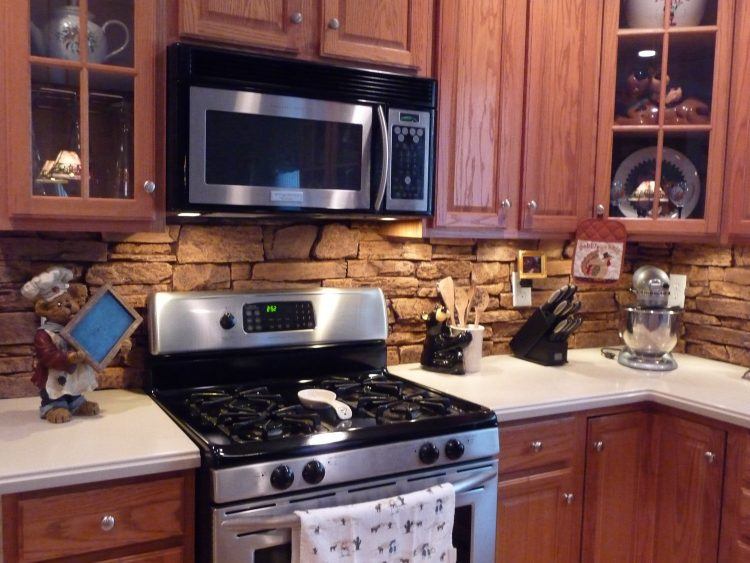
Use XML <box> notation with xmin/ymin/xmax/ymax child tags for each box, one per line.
<box><xmin>389</xmin><ymin>348</ymin><xmax>750</xmax><ymax>428</ymax></box>
<box><xmin>0</xmin><ymin>389</ymin><xmax>200</xmax><ymax>496</ymax></box>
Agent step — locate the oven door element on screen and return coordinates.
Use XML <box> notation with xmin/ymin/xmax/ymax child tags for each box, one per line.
<box><xmin>214</xmin><ymin>460</ymin><xmax>498</xmax><ymax>563</ymax></box>
<box><xmin>188</xmin><ymin>86</ymin><xmax>385</xmax><ymax>212</ymax></box>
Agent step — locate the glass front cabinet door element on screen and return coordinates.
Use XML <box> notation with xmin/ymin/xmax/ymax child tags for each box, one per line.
<box><xmin>594</xmin><ymin>0</ymin><xmax>733</xmax><ymax>237</ymax></box>
<box><xmin>3</xmin><ymin>0</ymin><xmax>159</xmax><ymax>231</ymax></box>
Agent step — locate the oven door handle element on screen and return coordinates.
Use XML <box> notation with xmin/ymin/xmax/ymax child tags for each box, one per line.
<box><xmin>374</xmin><ymin>105</ymin><xmax>389</xmax><ymax>211</ymax></box>
<box><xmin>453</xmin><ymin>469</ymin><xmax>498</xmax><ymax>494</ymax></box>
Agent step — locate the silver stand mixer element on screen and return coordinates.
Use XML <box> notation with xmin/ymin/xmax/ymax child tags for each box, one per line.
<box><xmin>618</xmin><ymin>265</ymin><xmax>682</xmax><ymax>371</ymax></box>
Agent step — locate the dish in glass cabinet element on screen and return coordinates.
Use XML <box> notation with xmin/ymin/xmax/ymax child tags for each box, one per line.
<box><xmin>614</xmin><ymin>146</ymin><xmax>700</xmax><ymax>219</ymax></box>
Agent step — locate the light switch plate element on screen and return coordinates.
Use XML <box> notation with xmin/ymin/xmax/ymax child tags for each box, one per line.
<box><xmin>512</xmin><ymin>272</ymin><xmax>532</xmax><ymax>307</ymax></box>
<box><xmin>668</xmin><ymin>274</ymin><xmax>687</xmax><ymax>308</ymax></box>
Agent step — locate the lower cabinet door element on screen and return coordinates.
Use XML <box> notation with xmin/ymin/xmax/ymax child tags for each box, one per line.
<box><xmin>582</xmin><ymin>411</ymin><xmax>652</xmax><ymax>563</ymax></box>
<box><xmin>651</xmin><ymin>413</ymin><xmax>726</xmax><ymax>563</ymax></box>
<box><xmin>496</xmin><ymin>467</ymin><xmax>581</xmax><ymax>563</ymax></box>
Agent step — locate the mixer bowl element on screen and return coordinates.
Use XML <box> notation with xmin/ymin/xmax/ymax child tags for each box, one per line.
<box><xmin>619</xmin><ymin>307</ymin><xmax>681</xmax><ymax>357</ymax></box>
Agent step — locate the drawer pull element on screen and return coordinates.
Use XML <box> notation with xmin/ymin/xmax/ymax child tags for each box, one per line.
<box><xmin>530</xmin><ymin>440</ymin><xmax>543</xmax><ymax>452</ymax></box>
<box><xmin>593</xmin><ymin>440</ymin><xmax>604</xmax><ymax>452</ymax></box>
<box><xmin>563</xmin><ymin>493</ymin><xmax>574</xmax><ymax>504</ymax></box>
<box><xmin>100</xmin><ymin>514</ymin><xmax>116</xmax><ymax>532</ymax></box>
<box><xmin>705</xmin><ymin>451</ymin><xmax>716</xmax><ymax>464</ymax></box>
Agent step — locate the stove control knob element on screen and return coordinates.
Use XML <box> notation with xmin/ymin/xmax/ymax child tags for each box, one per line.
<box><xmin>445</xmin><ymin>439</ymin><xmax>465</xmax><ymax>460</ymax></box>
<box><xmin>419</xmin><ymin>442</ymin><xmax>440</xmax><ymax>465</ymax></box>
<box><xmin>219</xmin><ymin>312</ymin><xmax>236</xmax><ymax>330</ymax></box>
<box><xmin>271</xmin><ymin>465</ymin><xmax>294</xmax><ymax>489</ymax></box>
<box><xmin>302</xmin><ymin>460</ymin><xmax>326</xmax><ymax>484</ymax></box>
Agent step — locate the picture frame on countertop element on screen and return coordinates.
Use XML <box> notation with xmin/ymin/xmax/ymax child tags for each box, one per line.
<box><xmin>60</xmin><ymin>284</ymin><xmax>142</xmax><ymax>372</ymax></box>
<box><xmin>517</xmin><ymin>250</ymin><xmax>547</xmax><ymax>280</ymax></box>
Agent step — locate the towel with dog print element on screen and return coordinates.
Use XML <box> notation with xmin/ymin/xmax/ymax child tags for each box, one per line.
<box><xmin>295</xmin><ymin>483</ymin><xmax>456</xmax><ymax>563</ymax></box>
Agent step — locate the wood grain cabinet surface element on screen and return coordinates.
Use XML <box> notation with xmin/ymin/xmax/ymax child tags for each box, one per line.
<box><xmin>178</xmin><ymin>0</ymin><xmax>433</xmax><ymax>75</ymax></box>
<box><xmin>432</xmin><ymin>0</ymin><xmax>602</xmax><ymax>237</ymax></box>
<box><xmin>720</xmin><ymin>429</ymin><xmax>750</xmax><ymax>561</ymax></box>
<box><xmin>2</xmin><ymin>470</ymin><xmax>195</xmax><ymax>563</ymax></box>
<box><xmin>0</xmin><ymin>0</ymin><xmax>163</xmax><ymax>233</ymax></box>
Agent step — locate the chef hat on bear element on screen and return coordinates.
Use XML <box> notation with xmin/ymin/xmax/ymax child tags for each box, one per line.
<box><xmin>20</xmin><ymin>267</ymin><xmax>74</xmax><ymax>302</ymax></box>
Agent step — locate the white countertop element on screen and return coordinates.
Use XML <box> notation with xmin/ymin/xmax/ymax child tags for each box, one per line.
<box><xmin>390</xmin><ymin>349</ymin><xmax>750</xmax><ymax>428</ymax></box>
<box><xmin>0</xmin><ymin>389</ymin><xmax>200</xmax><ymax>495</ymax></box>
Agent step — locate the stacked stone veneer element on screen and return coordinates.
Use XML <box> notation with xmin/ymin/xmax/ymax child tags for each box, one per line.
<box><xmin>0</xmin><ymin>223</ymin><xmax>748</xmax><ymax>398</ymax></box>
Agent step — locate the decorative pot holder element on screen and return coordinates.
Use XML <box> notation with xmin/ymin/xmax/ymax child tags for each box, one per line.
<box><xmin>572</xmin><ymin>217</ymin><xmax>627</xmax><ymax>283</ymax></box>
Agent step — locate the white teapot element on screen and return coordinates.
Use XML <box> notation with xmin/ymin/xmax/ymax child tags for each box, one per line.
<box><xmin>47</xmin><ymin>5</ymin><xmax>129</xmax><ymax>63</ymax></box>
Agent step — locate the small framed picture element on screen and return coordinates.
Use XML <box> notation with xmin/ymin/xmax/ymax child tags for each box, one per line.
<box><xmin>61</xmin><ymin>285</ymin><xmax>142</xmax><ymax>372</ymax></box>
<box><xmin>517</xmin><ymin>250</ymin><xmax>547</xmax><ymax>280</ymax></box>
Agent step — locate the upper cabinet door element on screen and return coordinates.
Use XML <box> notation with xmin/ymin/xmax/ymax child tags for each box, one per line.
<box><xmin>433</xmin><ymin>0</ymin><xmax>521</xmax><ymax>231</ymax></box>
<box><xmin>724</xmin><ymin>1</ymin><xmax>750</xmax><ymax>238</ymax></box>
<box><xmin>519</xmin><ymin>0</ymin><xmax>603</xmax><ymax>233</ymax></box>
<box><xmin>179</xmin><ymin>0</ymin><xmax>306</xmax><ymax>53</ymax></box>
<box><xmin>319</xmin><ymin>0</ymin><xmax>432</xmax><ymax>74</ymax></box>
<box><xmin>594</xmin><ymin>0</ymin><xmax>734</xmax><ymax>238</ymax></box>
<box><xmin>4</xmin><ymin>0</ymin><xmax>159</xmax><ymax>230</ymax></box>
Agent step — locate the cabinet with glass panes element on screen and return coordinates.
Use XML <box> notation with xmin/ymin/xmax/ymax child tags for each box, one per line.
<box><xmin>593</xmin><ymin>0</ymin><xmax>733</xmax><ymax>237</ymax></box>
<box><xmin>1</xmin><ymin>0</ymin><xmax>160</xmax><ymax>232</ymax></box>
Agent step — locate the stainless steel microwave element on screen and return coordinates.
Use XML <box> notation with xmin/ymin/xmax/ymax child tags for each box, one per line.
<box><xmin>167</xmin><ymin>44</ymin><xmax>436</xmax><ymax>218</ymax></box>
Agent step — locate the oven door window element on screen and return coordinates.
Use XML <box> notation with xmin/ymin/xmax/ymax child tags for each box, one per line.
<box><xmin>188</xmin><ymin>87</ymin><xmax>374</xmax><ymax>210</ymax></box>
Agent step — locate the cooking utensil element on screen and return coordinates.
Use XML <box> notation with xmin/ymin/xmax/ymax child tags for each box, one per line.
<box><xmin>298</xmin><ymin>389</ymin><xmax>353</xmax><ymax>420</ymax></box>
<box><xmin>553</xmin><ymin>299</ymin><xmax>570</xmax><ymax>317</ymax></box>
<box><xmin>455</xmin><ymin>287</ymin><xmax>471</xmax><ymax>327</ymax></box>
<box><xmin>465</xmin><ymin>286</ymin><xmax>476</xmax><ymax>327</ymax></box>
<box><xmin>474</xmin><ymin>288</ymin><xmax>489</xmax><ymax>326</ymax></box>
<box><xmin>557</xmin><ymin>300</ymin><xmax>581</xmax><ymax>319</ymax></box>
<box><xmin>437</xmin><ymin>277</ymin><xmax>455</xmax><ymax>325</ymax></box>
<box><xmin>561</xmin><ymin>316</ymin><xmax>583</xmax><ymax>339</ymax></box>
<box><xmin>550</xmin><ymin>318</ymin><xmax>570</xmax><ymax>341</ymax></box>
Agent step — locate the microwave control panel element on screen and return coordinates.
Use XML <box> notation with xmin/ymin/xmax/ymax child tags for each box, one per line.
<box><xmin>387</xmin><ymin>108</ymin><xmax>431</xmax><ymax>213</ymax></box>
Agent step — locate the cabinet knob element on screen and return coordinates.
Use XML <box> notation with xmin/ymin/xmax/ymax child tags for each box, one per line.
<box><xmin>595</xmin><ymin>203</ymin><xmax>606</xmax><ymax>217</ymax></box>
<box><xmin>705</xmin><ymin>451</ymin><xmax>716</xmax><ymax>463</ymax></box>
<box><xmin>328</xmin><ymin>17</ymin><xmax>340</xmax><ymax>30</ymax></box>
<box><xmin>100</xmin><ymin>514</ymin><xmax>116</xmax><ymax>531</ymax></box>
<box><xmin>527</xmin><ymin>200</ymin><xmax>538</xmax><ymax>213</ymax></box>
<box><xmin>143</xmin><ymin>180</ymin><xmax>156</xmax><ymax>194</ymax></box>
<box><xmin>563</xmin><ymin>493</ymin><xmax>574</xmax><ymax>505</ymax></box>
<box><xmin>501</xmin><ymin>198</ymin><xmax>512</xmax><ymax>211</ymax></box>
<box><xmin>593</xmin><ymin>440</ymin><xmax>604</xmax><ymax>452</ymax></box>
<box><xmin>290</xmin><ymin>12</ymin><xmax>303</xmax><ymax>24</ymax></box>
<box><xmin>530</xmin><ymin>440</ymin><xmax>543</xmax><ymax>452</ymax></box>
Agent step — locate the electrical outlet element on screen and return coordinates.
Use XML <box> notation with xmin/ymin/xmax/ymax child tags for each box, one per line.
<box><xmin>668</xmin><ymin>274</ymin><xmax>687</xmax><ymax>308</ymax></box>
<box><xmin>512</xmin><ymin>272</ymin><xmax>532</xmax><ymax>307</ymax></box>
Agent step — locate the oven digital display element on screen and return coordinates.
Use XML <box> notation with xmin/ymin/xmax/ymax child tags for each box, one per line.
<box><xmin>243</xmin><ymin>301</ymin><xmax>315</xmax><ymax>333</ymax></box>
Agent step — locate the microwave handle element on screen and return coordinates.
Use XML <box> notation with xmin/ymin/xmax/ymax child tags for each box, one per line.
<box><xmin>374</xmin><ymin>105</ymin><xmax>390</xmax><ymax>211</ymax></box>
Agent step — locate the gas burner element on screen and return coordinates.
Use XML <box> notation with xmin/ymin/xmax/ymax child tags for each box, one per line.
<box><xmin>377</xmin><ymin>401</ymin><xmax>425</xmax><ymax>423</ymax></box>
<box><xmin>365</xmin><ymin>380</ymin><xmax>403</xmax><ymax>396</ymax></box>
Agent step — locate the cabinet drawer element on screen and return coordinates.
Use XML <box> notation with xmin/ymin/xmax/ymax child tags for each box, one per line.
<box><xmin>13</xmin><ymin>475</ymin><xmax>186</xmax><ymax>562</ymax></box>
<box><xmin>500</xmin><ymin>416</ymin><xmax>577</xmax><ymax>474</ymax></box>
<box><xmin>100</xmin><ymin>547</ymin><xmax>184</xmax><ymax>562</ymax></box>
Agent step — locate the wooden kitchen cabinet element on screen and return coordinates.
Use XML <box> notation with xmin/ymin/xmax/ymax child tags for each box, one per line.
<box><xmin>1</xmin><ymin>0</ymin><xmax>163</xmax><ymax>233</ymax></box>
<box><xmin>433</xmin><ymin>0</ymin><xmax>602</xmax><ymax>236</ymax></box>
<box><xmin>178</xmin><ymin>0</ymin><xmax>433</xmax><ymax>75</ymax></box>
<box><xmin>650</xmin><ymin>413</ymin><xmax>725</xmax><ymax>563</ymax></box>
<box><xmin>582</xmin><ymin>411</ymin><xmax>653</xmax><ymax>563</ymax></box>
<box><xmin>719</xmin><ymin>429</ymin><xmax>750</xmax><ymax>561</ymax></box>
<box><xmin>593</xmin><ymin>0</ymin><xmax>734</xmax><ymax>239</ymax></box>
<box><xmin>496</xmin><ymin>415</ymin><xmax>585</xmax><ymax>562</ymax></box>
<box><xmin>722</xmin><ymin>0</ymin><xmax>750</xmax><ymax>239</ymax></box>
<box><xmin>2</xmin><ymin>470</ymin><xmax>195</xmax><ymax>563</ymax></box>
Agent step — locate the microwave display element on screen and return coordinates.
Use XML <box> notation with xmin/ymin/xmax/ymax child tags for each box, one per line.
<box><xmin>205</xmin><ymin>110</ymin><xmax>363</xmax><ymax>191</ymax></box>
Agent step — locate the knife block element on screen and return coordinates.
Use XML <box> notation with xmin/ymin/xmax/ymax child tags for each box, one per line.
<box><xmin>509</xmin><ymin>309</ymin><xmax>568</xmax><ymax>366</ymax></box>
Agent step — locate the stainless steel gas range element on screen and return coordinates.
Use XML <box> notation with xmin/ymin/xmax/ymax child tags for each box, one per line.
<box><xmin>147</xmin><ymin>288</ymin><xmax>499</xmax><ymax>562</ymax></box>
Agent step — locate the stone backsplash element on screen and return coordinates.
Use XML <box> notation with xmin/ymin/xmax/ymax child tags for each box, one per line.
<box><xmin>1</xmin><ymin>223</ymin><xmax>749</xmax><ymax>399</ymax></box>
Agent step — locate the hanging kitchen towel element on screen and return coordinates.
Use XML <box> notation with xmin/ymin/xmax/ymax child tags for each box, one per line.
<box><xmin>295</xmin><ymin>483</ymin><xmax>456</xmax><ymax>563</ymax></box>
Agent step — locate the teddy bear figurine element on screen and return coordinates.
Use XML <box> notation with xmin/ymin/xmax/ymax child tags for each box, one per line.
<box><xmin>21</xmin><ymin>267</ymin><xmax>131</xmax><ymax>423</ymax></box>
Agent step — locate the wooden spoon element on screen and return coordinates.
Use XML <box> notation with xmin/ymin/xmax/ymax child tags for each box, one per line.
<box><xmin>474</xmin><ymin>288</ymin><xmax>490</xmax><ymax>326</ymax></box>
<box><xmin>437</xmin><ymin>277</ymin><xmax>456</xmax><ymax>325</ymax></box>
<box><xmin>465</xmin><ymin>286</ymin><xmax>476</xmax><ymax>327</ymax></box>
<box><xmin>455</xmin><ymin>287</ymin><xmax>470</xmax><ymax>328</ymax></box>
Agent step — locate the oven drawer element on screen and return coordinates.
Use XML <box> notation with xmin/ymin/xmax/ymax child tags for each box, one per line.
<box><xmin>500</xmin><ymin>416</ymin><xmax>578</xmax><ymax>475</ymax></box>
<box><xmin>3</xmin><ymin>472</ymin><xmax>191</xmax><ymax>562</ymax></box>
